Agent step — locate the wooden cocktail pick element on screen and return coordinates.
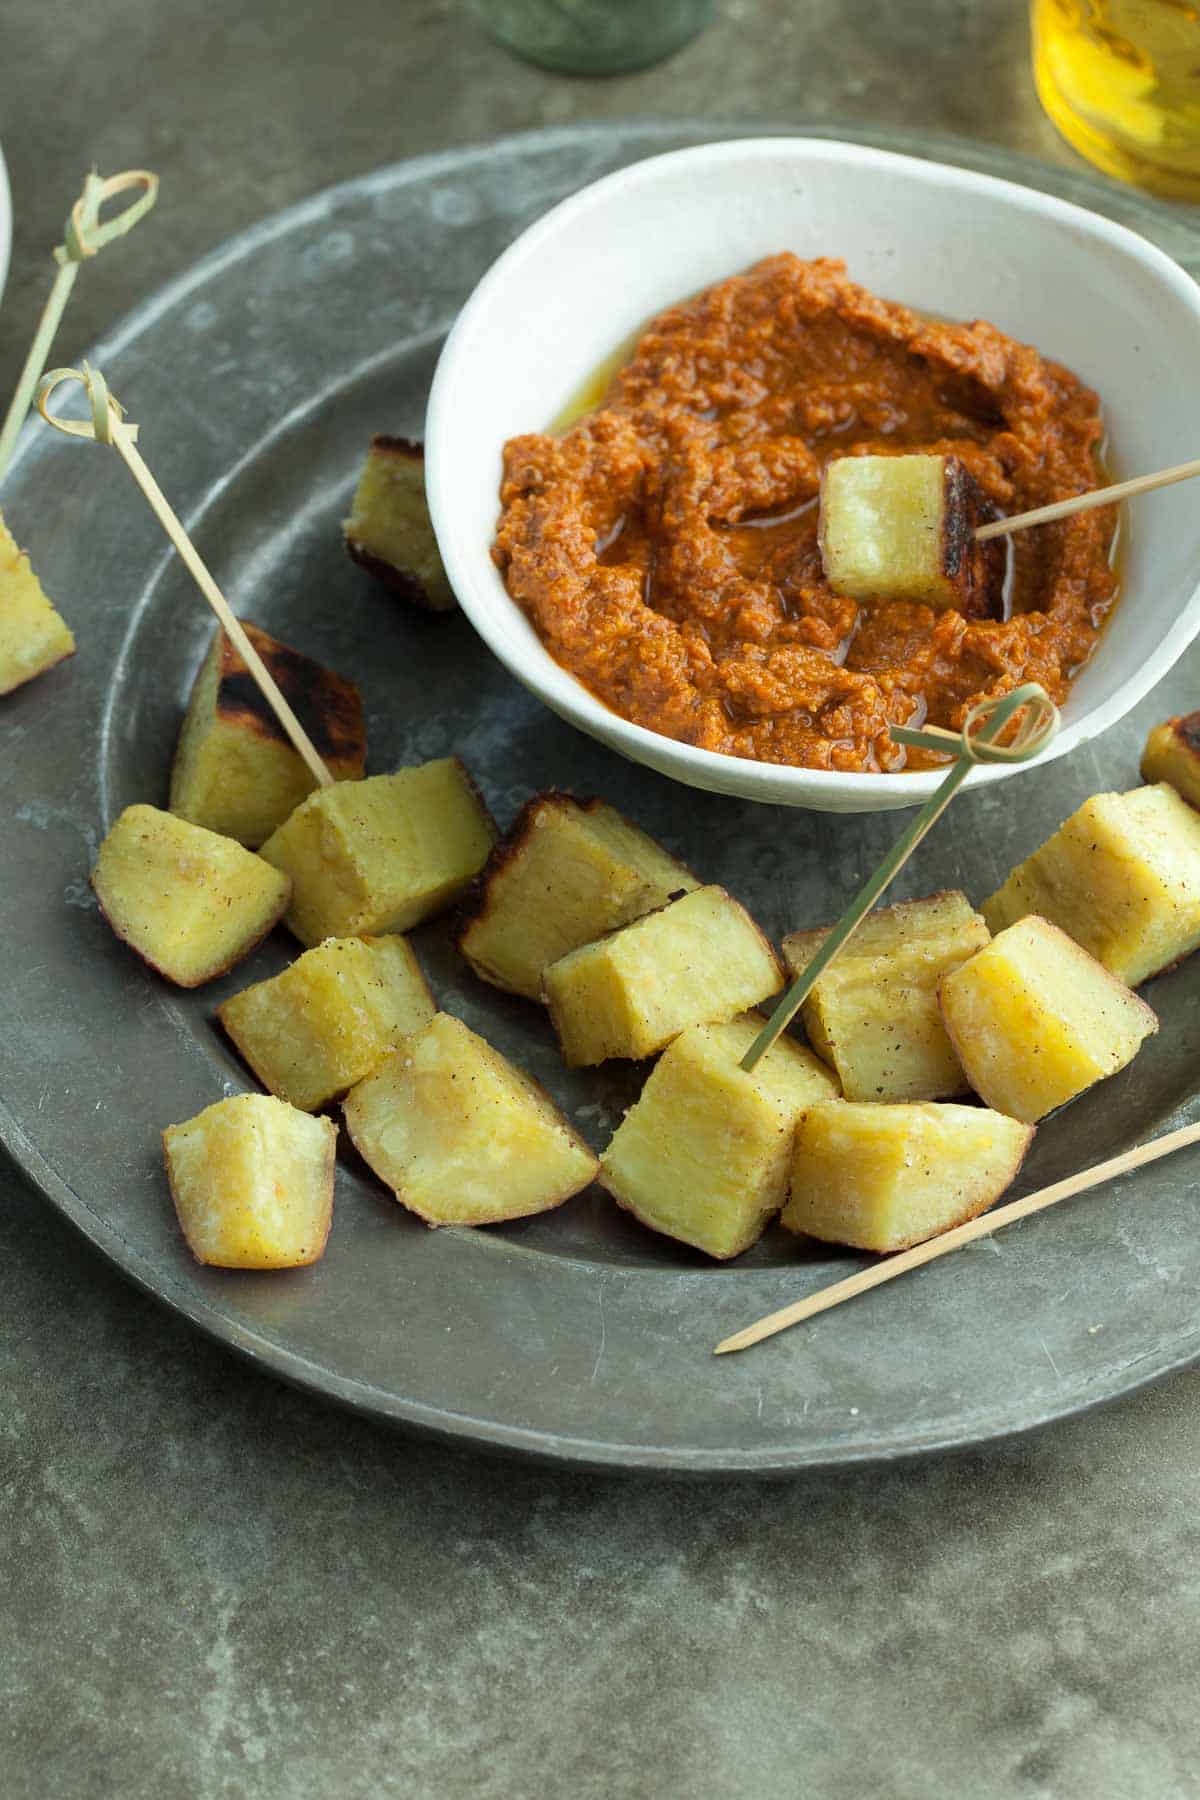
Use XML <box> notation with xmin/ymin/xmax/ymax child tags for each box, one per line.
<box><xmin>714</xmin><ymin>1118</ymin><xmax>1200</xmax><ymax>1355</ymax></box>
<box><xmin>36</xmin><ymin>364</ymin><xmax>334</xmax><ymax>788</ymax></box>
<box><xmin>739</xmin><ymin>682</ymin><xmax>1059</xmax><ymax>1074</ymax></box>
<box><xmin>974</xmin><ymin>457</ymin><xmax>1200</xmax><ymax>541</ymax></box>
<box><xmin>0</xmin><ymin>169</ymin><xmax>158</xmax><ymax>486</ymax></box>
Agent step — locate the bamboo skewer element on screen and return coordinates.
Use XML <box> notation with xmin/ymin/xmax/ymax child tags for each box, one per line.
<box><xmin>974</xmin><ymin>456</ymin><xmax>1200</xmax><ymax>542</ymax></box>
<box><xmin>715</xmin><ymin>1118</ymin><xmax>1200</xmax><ymax>1356</ymax></box>
<box><xmin>0</xmin><ymin>169</ymin><xmax>158</xmax><ymax>487</ymax></box>
<box><xmin>36</xmin><ymin>365</ymin><xmax>334</xmax><ymax>789</ymax></box>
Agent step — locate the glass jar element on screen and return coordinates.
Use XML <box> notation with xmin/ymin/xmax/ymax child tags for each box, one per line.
<box><xmin>1031</xmin><ymin>0</ymin><xmax>1200</xmax><ymax>201</ymax></box>
<box><xmin>471</xmin><ymin>0</ymin><xmax>716</xmax><ymax>76</ymax></box>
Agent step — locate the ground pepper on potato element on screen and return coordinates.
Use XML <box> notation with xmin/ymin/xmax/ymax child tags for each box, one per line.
<box><xmin>493</xmin><ymin>254</ymin><xmax>1117</xmax><ymax>773</ymax></box>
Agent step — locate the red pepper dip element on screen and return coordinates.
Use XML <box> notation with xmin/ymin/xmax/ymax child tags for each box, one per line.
<box><xmin>492</xmin><ymin>255</ymin><xmax>1117</xmax><ymax>772</ymax></box>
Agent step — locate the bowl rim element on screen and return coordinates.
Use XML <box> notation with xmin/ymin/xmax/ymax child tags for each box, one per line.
<box><xmin>426</xmin><ymin>134</ymin><xmax>1200</xmax><ymax>807</ymax></box>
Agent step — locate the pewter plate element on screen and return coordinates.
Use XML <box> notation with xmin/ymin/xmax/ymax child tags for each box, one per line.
<box><xmin>4</xmin><ymin>124</ymin><xmax>1200</xmax><ymax>1475</ymax></box>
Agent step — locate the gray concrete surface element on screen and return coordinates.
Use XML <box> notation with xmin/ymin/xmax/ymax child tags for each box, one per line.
<box><xmin>3</xmin><ymin>4</ymin><xmax>1200</xmax><ymax>1796</ymax></box>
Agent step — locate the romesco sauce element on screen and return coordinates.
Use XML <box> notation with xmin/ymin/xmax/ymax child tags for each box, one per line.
<box><xmin>493</xmin><ymin>255</ymin><xmax>1117</xmax><ymax>773</ymax></box>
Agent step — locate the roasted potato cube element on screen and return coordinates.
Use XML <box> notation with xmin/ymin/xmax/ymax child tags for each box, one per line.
<box><xmin>983</xmin><ymin>783</ymin><xmax>1200</xmax><ymax>985</ymax></box>
<box><xmin>543</xmin><ymin>885</ymin><xmax>784</xmax><ymax>1067</ymax></box>
<box><xmin>782</xmin><ymin>890</ymin><xmax>990</xmax><ymax>1101</ymax></box>
<box><xmin>259</xmin><ymin>758</ymin><xmax>496</xmax><ymax>946</ymax></box>
<box><xmin>343</xmin><ymin>1012</ymin><xmax>597</xmax><ymax>1226</ymax></box>
<box><xmin>782</xmin><ymin>1100</ymin><xmax>1033</xmax><ymax>1253</ymax></box>
<box><xmin>92</xmin><ymin>805</ymin><xmax>290</xmax><ymax>987</ymax></box>
<box><xmin>1141</xmin><ymin>712</ymin><xmax>1200</xmax><ymax>811</ymax></box>
<box><xmin>163</xmin><ymin>1092</ymin><xmax>335</xmax><ymax>1269</ymax></box>
<box><xmin>600</xmin><ymin>1013</ymin><xmax>839</xmax><ymax>1260</ymax></box>
<box><xmin>170</xmin><ymin>622</ymin><xmax>367</xmax><ymax>847</ymax></box>
<box><xmin>819</xmin><ymin>453</ymin><xmax>1004</xmax><ymax>614</ymax></box>
<box><xmin>939</xmin><ymin>915</ymin><xmax>1157</xmax><ymax>1124</ymax></box>
<box><xmin>343</xmin><ymin>435</ymin><xmax>455</xmax><ymax>611</ymax></box>
<box><xmin>218</xmin><ymin>934</ymin><xmax>436</xmax><ymax>1111</ymax></box>
<box><xmin>456</xmin><ymin>792</ymin><xmax>698</xmax><ymax>1001</ymax></box>
<box><xmin>0</xmin><ymin>511</ymin><xmax>75</xmax><ymax>695</ymax></box>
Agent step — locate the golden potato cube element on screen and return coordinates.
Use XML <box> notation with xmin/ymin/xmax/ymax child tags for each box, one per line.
<box><xmin>782</xmin><ymin>890</ymin><xmax>990</xmax><ymax>1102</ymax></box>
<box><xmin>782</xmin><ymin>1100</ymin><xmax>1033</xmax><ymax>1253</ymax></box>
<box><xmin>455</xmin><ymin>791</ymin><xmax>697</xmax><ymax>1001</ymax></box>
<box><xmin>343</xmin><ymin>1012</ymin><xmax>597</xmax><ymax>1226</ymax></box>
<box><xmin>163</xmin><ymin>1092</ymin><xmax>335</xmax><ymax>1269</ymax></box>
<box><xmin>983</xmin><ymin>783</ymin><xmax>1200</xmax><ymax>985</ymax></box>
<box><xmin>1141</xmin><ymin>713</ymin><xmax>1200</xmax><ymax>812</ymax></box>
<box><xmin>543</xmin><ymin>885</ymin><xmax>784</xmax><ymax>1066</ymax></box>
<box><xmin>938</xmin><ymin>915</ymin><xmax>1157</xmax><ymax>1124</ymax></box>
<box><xmin>343</xmin><ymin>435</ymin><xmax>456</xmax><ymax>611</ymax></box>
<box><xmin>92</xmin><ymin>804</ymin><xmax>290</xmax><ymax>987</ymax></box>
<box><xmin>0</xmin><ymin>511</ymin><xmax>75</xmax><ymax>695</ymax></box>
<box><xmin>819</xmin><ymin>453</ymin><xmax>1003</xmax><ymax>614</ymax></box>
<box><xmin>600</xmin><ymin>1013</ymin><xmax>839</xmax><ymax>1260</ymax></box>
<box><xmin>218</xmin><ymin>934</ymin><xmax>436</xmax><ymax>1111</ymax></box>
<box><xmin>170</xmin><ymin>622</ymin><xmax>367</xmax><ymax>847</ymax></box>
<box><xmin>259</xmin><ymin>758</ymin><xmax>497</xmax><ymax>946</ymax></box>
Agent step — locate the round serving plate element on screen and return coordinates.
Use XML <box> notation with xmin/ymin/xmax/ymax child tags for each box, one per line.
<box><xmin>3</xmin><ymin>123</ymin><xmax>1200</xmax><ymax>1475</ymax></box>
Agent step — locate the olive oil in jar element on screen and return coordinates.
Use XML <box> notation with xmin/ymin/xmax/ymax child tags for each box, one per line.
<box><xmin>1032</xmin><ymin>0</ymin><xmax>1200</xmax><ymax>200</ymax></box>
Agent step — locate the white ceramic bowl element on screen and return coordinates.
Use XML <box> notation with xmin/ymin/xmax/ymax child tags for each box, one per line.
<box><xmin>0</xmin><ymin>144</ymin><xmax>11</xmax><ymax>307</ymax></box>
<box><xmin>426</xmin><ymin>138</ymin><xmax>1200</xmax><ymax>813</ymax></box>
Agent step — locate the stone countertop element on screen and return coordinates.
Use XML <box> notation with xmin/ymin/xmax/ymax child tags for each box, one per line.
<box><xmin>3</xmin><ymin>4</ymin><xmax>1199</xmax><ymax>1796</ymax></box>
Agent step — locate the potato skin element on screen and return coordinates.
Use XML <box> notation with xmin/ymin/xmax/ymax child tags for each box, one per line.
<box><xmin>212</xmin><ymin>624</ymin><xmax>365</xmax><ymax>762</ymax></box>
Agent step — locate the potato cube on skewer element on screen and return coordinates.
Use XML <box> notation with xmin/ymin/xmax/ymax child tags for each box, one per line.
<box><xmin>1141</xmin><ymin>712</ymin><xmax>1200</xmax><ymax>812</ymax></box>
<box><xmin>819</xmin><ymin>452</ymin><xmax>1004</xmax><ymax>614</ymax></box>
<box><xmin>543</xmin><ymin>885</ymin><xmax>784</xmax><ymax>1067</ymax></box>
<box><xmin>782</xmin><ymin>1100</ymin><xmax>1034</xmax><ymax>1254</ymax></box>
<box><xmin>938</xmin><ymin>916</ymin><xmax>1157</xmax><ymax>1124</ymax></box>
<box><xmin>170</xmin><ymin>622</ymin><xmax>367</xmax><ymax>847</ymax></box>
<box><xmin>259</xmin><ymin>758</ymin><xmax>497</xmax><ymax>946</ymax></box>
<box><xmin>600</xmin><ymin>1014</ymin><xmax>839</xmax><ymax>1260</ymax></box>
<box><xmin>343</xmin><ymin>435</ymin><xmax>456</xmax><ymax>612</ymax></box>
<box><xmin>983</xmin><ymin>783</ymin><xmax>1200</xmax><ymax>986</ymax></box>
<box><xmin>343</xmin><ymin>1013</ymin><xmax>597</xmax><ymax>1226</ymax></box>
<box><xmin>163</xmin><ymin>1092</ymin><xmax>336</xmax><ymax>1269</ymax></box>
<box><xmin>0</xmin><ymin>512</ymin><xmax>76</xmax><ymax>695</ymax></box>
<box><xmin>92</xmin><ymin>805</ymin><xmax>290</xmax><ymax>987</ymax></box>
<box><xmin>455</xmin><ymin>791</ymin><xmax>698</xmax><ymax>1002</ymax></box>
<box><xmin>782</xmin><ymin>889</ymin><xmax>989</xmax><ymax>1102</ymax></box>
<box><xmin>218</xmin><ymin>935</ymin><xmax>436</xmax><ymax>1112</ymax></box>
